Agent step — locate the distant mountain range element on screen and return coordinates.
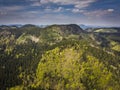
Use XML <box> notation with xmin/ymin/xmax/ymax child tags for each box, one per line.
<box><xmin>0</xmin><ymin>24</ymin><xmax>120</xmax><ymax>30</ymax></box>
<box><xmin>79</xmin><ymin>24</ymin><xmax>120</xmax><ymax>30</ymax></box>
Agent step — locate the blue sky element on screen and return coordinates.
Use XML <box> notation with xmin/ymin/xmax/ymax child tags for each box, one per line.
<box><xmin>0</xmin><ymin>0</ymin><xmax>120</xmax><ymax>26</ymax></box>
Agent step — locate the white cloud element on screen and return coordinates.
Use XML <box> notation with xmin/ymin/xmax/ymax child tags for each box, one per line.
<box><xmin>27</xmin><ymin>11</ymin><xmax>39</xmax><ymax>14</ymax></box>
<box><xmin>0</xmin><ymin>6</ymin><xmax>25</xmax><ymax>11</ymax></box>
<box><xmin>31</xmin><ymin>2</ymin><xmax>41</xmax><ymax>6</ymax></box>
<box><xmin>72</xmin><ymin>8</ymin><xmax>84</xmax><ymax>13</ymax></box>
<box><xmin>82</xmin><ymin>9</ymin><xmax>115</xmax><ymax>17</ymax></box>
<box><xmin>74</xmin><ymin>0</ymin><xmax>96</xmax><ymax>8</ymax></box>
<box><xmin>40</xmin><ymin>0</ymin><xmax>73</xmax><ymax>5</ymax></box>
<box><xmin>40</xmin><ymin>0</ymin><xmax>96</xmax><ymax>9</ymax></box>
<box><xmin>54</xmin><ymin>7</ymin><xmax>63</xmax><ymax>12</ymax></box>
<box><xmin>107</xmin><ymin>9</ymin><xmax>114</xmax><ymax>12</ymax></box>
<box><xmin>66</xmin><ymin>9</ymin><xmax>71</xmax><ymax>11</ymax></box>
<box><xmin>44</xmin><ymin>6</ymin><xmax>63</xmax><ymax>13</ymax></box>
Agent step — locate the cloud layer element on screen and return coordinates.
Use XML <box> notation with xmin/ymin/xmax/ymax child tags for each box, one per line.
<box><xmin>0</xmin><ymin>0</ymin><xmax>120</xmax><ymax>26</ymax></box>
<box><xmin>39</xmin><ymin>0</ymin><xmax>96</xmax><ymax>9</ymax></box>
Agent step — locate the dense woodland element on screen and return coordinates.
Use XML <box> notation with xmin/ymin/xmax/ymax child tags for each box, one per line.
<box><xmin>0</xmin><ymin>24</ymin><xmax>120</xmax><ymax>90</ymax></box>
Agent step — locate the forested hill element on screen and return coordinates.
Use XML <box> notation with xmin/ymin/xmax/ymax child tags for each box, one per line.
<box><xmin>0</xmin><ymin>24</ymin><xmax>120</xmax><ymax>90</ymax></box>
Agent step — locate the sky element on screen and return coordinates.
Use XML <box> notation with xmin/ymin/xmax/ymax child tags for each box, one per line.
<box><xmin>0</xmin><ymin>0</ymin><xmax>120</xmax><ymax>26</ymax></box>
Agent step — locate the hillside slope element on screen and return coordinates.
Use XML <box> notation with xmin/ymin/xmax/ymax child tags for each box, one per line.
<box><xmin>0</xmin><ymin>24</ymin><xmax>120</xmax><ymax>90</ymax></box>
